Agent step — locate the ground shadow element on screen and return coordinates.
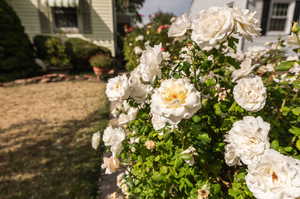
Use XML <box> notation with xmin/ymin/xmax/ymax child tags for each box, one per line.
<box><xmin>0</xmin><ymin>108</ymin><xmax>109</xmax><ymax>199</ymax></box>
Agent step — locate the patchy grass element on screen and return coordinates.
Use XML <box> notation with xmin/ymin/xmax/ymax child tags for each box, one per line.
<box><xmin>0</xmin><ymin>81</ymin><xmax>109</xmax><ymax>199</ymax></box>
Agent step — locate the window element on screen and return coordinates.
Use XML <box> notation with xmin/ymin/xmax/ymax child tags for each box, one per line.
<box><xmin>52</xmin><ymin>7</ymin><xmax>78</xmax><ymax>28</ymax></box>
<box><xmin>268</xmin><ymin>3</ymin><xmax>289</xmax><ymax>31</ymax></box>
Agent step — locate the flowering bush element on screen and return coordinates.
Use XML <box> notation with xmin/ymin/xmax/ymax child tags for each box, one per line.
<box><xmin>123</xmin><ymin>12</ymin><xmax>175</xmax><ymax>71</ymax></box>
<box><xmin>94</xmin><ymin>7</ymin><xmax>300</xmax><ymax>199</ymax></box>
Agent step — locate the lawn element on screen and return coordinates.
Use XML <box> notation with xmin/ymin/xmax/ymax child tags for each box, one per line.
<box><xmin>0</xmin><ymin>81</ymin><xmax>109</xmax><ymax>199</ymax></box>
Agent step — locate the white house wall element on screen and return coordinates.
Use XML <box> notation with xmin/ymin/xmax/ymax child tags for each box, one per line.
<box><xmin>8</xmin><ymin>0</ymin><xmax>116</xmax><ymax>56</ymax></box>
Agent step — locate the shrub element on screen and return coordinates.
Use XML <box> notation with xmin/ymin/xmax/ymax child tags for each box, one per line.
<box><xmin>97</xmin><ymin>7</ymin><xmax>300</xmax><ymax>199</ymax></box>
<box><xmin>65</xmin><ymin>38</ymin><xmax>111</xmax><ymax>71</ymax></box>
<box><xmin>89</xmin><ymin>54</ymin><xmax>112</xmax><ymax>68</ymax></box>
<box><xmin>33</xmin><ymin>35</ymin><xmax>70</xmax><ymax>68</ymax></box>
<box><xmin>0</xmin><ymin>0</ymin><xmax>39</xmax><ymax>82</ymax></box>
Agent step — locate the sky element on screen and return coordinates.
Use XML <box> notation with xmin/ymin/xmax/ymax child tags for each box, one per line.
<box><xmin>139</xmin><ymin>0</ymin><xmax>193</xmax><ymax>24</ymax></box>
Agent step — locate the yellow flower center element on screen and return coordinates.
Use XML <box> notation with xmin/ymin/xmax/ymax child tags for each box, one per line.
<box><xmin>162</xmin><ymin>86</ymin><xmax>188</xmax><ymax>109</ymax></box>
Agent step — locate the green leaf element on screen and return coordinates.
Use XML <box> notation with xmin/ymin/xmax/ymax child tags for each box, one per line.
<box><xmin>289</xmin><ymin>126</ymin><xmax>300</xmax><ymax>137</ymax></box>
<box><xmin>296</xmin><ymin>139</ymin><xmax>300</xmax><ymax>151</ymax></box>
<box><xmin>292</xmin><ymin>107</ymin><xmax>300</xmax><ymax>116</ymax></box>
<box><xmin>197</xmin><ymin>133</ymin><xmax>211</xmax><ymax>144</ymax></box>
<box><xmin>276</xmin><ymin>61</ymin><xmax>295</xmax><ymax>71</ymax></box>
<box><xmin>214</xmin><ymin>103</ymin><xmax>223</xmax><ymax>116</ymax></box>
<box><xmin>192</xmin><ymin>115</ymin><xmax>201</xmax><ymax>123</ymax></box>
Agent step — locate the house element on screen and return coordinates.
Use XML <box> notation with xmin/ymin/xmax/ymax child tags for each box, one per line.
<box><xmin>190</xmin><ymin>0</ymin><xmax>300</xmax><ymax>49</ymax></box>
<box><xmin>6</xmin><ymin>0</ymin><xmax>117</xmax><ymax>56</ymax></box>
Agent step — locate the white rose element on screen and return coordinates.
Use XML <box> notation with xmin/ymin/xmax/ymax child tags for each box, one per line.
<box><xmin>224</xmin><ymin>144</ymin><xmax>241</xmax><ymax>166</ymax></box>
<box><xmin>225</xmin><ymin>116</ymin><xmax>270</xmax><ymax>166</ymax></box>
<box><xmin>151</xmin><ymin>114</ymin><xmax>168</xmax><ymax>131</ymax></box>
<box><xmin>233</xmin><ymin>76</ymin><xmax>267</xmax><ymax>112</ymax></box>
<box><xmin>137</xmin><ymin>44</ymin><xmax>163</xmax><ymax>82</ymax></box>
<box><xmin>135</xmin><ymin>35</ymin><xmax>144</xmax><ymax>41</ymax></box>
<box><xmin>91</xmin><ymin>131</ymin><xmax>101</xmax><ymax>150</ymax></box>
<box><xmin>257</xmin><ymin>63</ymin><xmax>275</xmax><ymax>74</ymax></box>
<box><xmin>191</xmin><ymin>7</ymin><xmax>234</xmax><ymax>48</ymax></box>
<box><xmin>231</xmin><ymin>58</ymin><xmax>256</xmax><ymax>82</ymax></box>
<box><xmin>101</xmin><ymin>156</ymin><xmax>120</xmax><ymax>174</ymax></box>
<box><xmin>133</xmin><ymin>46</ymin><xmax>143</xmax><ymax>55</ymax></box>
<box><xmin>111</xmin><ymin>101</ymin><xmax>138</xmax><ymax>126</ymax></box>
<box><xmin>246</xmin><ymin>149</ymin><xmax>300</xmax><ymax>199</ymax></box>
<box><xmin>232</xmin><ymin>7</ymin><xmax>261</xmax><ymax>40</ymax></box>
<box><xmin>287</xmin><ymin>56</ymin><xmax>300</xmax><ymax>75</ymax></box>
<box><xmin>150</xmin><ymin>78</ymin><xmax>201</xmax><ymax>129</ymax></box>
<box><xmin>168</xmin><ymin>13</ymin><xmax>191</xmax><ymax>37</ymax></box>
<box><xmin>129</xmin><ymin>68</ymin><xmax>153</xmax><ymax>103</ymax></box>
<box><xmin>118</xmin><ymin>106</ymin><xmax>138</xmax><ymax>126</ymax></box>
<box><xmin>103</xmin><ymin>126</ymin><xmax>125</xmax><ymax>156</ymax></box>
<box><xmin>106</xmin><ymin>74</ymin><xmax>130</xmax><ymax>102</ymax></box>
<box><xmin>162</xmin><ymin>51</ymin><xmax>171</xmax><ymax>61</ymax></box>
<box><xmin>117</xmin><ymin>172</ymin><xmax>129</xmax><ymax>196</ymax></box>
<box><xmin>245</xmin><ymin>46</ymin><xmax>268</xmax><ymax>61</ymax></box>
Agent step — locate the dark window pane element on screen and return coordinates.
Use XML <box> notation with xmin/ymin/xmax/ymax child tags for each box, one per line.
<box><xmin>269</xmin><ymin>18</ymin><xmax>286</xmax><ymax>31</ymax></box>
<box><xmin>53</xmin><ymin>7</ymin><xmax>78</xmax><ymax>28</ymax></box>
<box><xmin>272</xmin><ymin>3</ymin><xmax>289</xmax><ymax>16</ymax></box>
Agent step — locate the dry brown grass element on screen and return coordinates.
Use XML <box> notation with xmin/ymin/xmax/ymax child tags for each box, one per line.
<box><xmin>0</xmin><ymin>81</ymin><xmax>109</xmax><ymax>199</ymax></box>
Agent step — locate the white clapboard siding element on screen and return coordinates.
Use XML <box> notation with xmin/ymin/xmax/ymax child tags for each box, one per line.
<box><xmin>8</xmin><ymin>0</ymin><xmax>116</xmax><ymax>56</ymax></box>
<box><xmin>9</xmin><ymin>0</ymin><xmax>41</xmax><ymax>38</ymax></box>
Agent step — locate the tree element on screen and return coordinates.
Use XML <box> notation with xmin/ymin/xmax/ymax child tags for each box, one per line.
<box><xmin>116</xmin><ymin>0</ymin><xmax>145</xmax><ymax>23</ymax></box>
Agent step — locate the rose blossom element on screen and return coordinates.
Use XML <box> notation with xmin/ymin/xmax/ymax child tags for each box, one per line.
<box><xmin>246</xmin><ymin>149</ymin><xmax>300</xmax><ymax>199</ymax></box>
<box><xmin>129</xmin><ymin>68</ymin><xmax>153</xmax><ymax>103</ymax></box>
<box><xmin>135</xmin><ymin>35</ymin><xmax>144</xmax><ymax>41</ymax></box>
<box><xmin>101</xmin><ymin>156</ymin><xmax>120</xmax><ymax>174</ymax></box>
<box><xmin>224</xmin><ymin>144</ymin><xmax>241</xmax><ymax>166</ymax></box>
<box><xmin>168</xmin><ymin>13</ymin><xmax>191</xmax><ymax>37</ymax></box>
<box><xmin>106</xmin><ymin>74</ymin><xmax>130</xmax><ymax>102</ymax></box>
<box><xmin>133</xmin><ymin>46</ymin><xmax>143</xmax><ymax>55</ymax></box>
<box><xmin>197</xmin><ymin>184</ymin><xmax>210</xmax><ymax>199</ymax></box>
<box><xmin>91</xmin><ymin>131</ymin><xmax>101</xmax><ymax>150</ymax></box>
<box><xmin>232</xmin><ymin>7</ymin><xmax>261</xmax><ymax>40</ymax></box>
<box><xmin>137</xmin><ymin>44</ymin><xmax>163</xmax><ymax>82</ymax></box>
<box><xmin>233</xmin><ymin>76</ymin><xmax>267</xmax><ymax>112</ymax></box>
<box><xmin>117</xmin><ymin>172</ymin><xmax>129</xmax><ymax>196</ymax></box>
<box><xmin>191</xmin><ymin>7</ymin><xmax>234</xmax><ymax>48</ymax></box>
<box><xmin>111</xmin><ymin>101</ymin><xmax>138</xmax><ymax>126</ymax></box>
<box><xmin>224</xmin><ymin>116</ymin><xmax>270</xmax><ymax>166</ymax></box>
<box><xmin>150</xmin><ymin>78</ymin><xmax>201</xmax><ymax>130</ymax></box>
<box><xmin>145</xmin><ymin>140</ymin><xmax>156</xmax><ymax>150</ymax></box>
<box><xmin>103</xmin><ymin>126</ymin><xmax>126</xmax><ymax>156</ymax></box>
<box><xmin>231</xmin><ymin>58</ymin><xmax>256</xmax><ymax>82</ymax></box>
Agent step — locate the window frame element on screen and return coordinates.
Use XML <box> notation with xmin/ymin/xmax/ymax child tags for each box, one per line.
<box><xmin>51</xmin><ymin>6</ymin><xmax>80</xmax><ymax>34</ymax></box>
<box><xmin>267</xmin><ymin>0</ymin><xmax>296</xmax><ymax>35</ymax></box>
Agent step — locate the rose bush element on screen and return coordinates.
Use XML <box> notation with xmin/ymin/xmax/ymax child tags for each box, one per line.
<box><xmin>123</xmin><ymin>12</ymin><xmax>176</xmax><ymax>71</ymax></box>
<box><xmin>94</xmin><ymin>7</ymin><xmax>300</xmax><ymax>199</ymax></box>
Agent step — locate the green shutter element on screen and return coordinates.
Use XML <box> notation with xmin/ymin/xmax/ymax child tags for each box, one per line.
<box><xmin>38</xmin><ymin>0</ymin><xmax>51</xmax><ymax>33</ymax></box>
<box><xmin>79</xmin><ymin>0</ymin><xmax>92</xmax><ymax>34</ymax></box>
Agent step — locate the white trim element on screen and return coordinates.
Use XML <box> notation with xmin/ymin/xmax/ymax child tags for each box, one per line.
<box><xmin>266</xmin><ymin>0</ymin><xmax>296</xmax><ymax>36</ymax></box>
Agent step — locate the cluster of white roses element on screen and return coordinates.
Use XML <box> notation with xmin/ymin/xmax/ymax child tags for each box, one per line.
<box><xmin>228</xmin><ymin>43</ymin><xmax>300</xmax><ymax>198</ymax></box>
<box><xmin>225</xmin><ymin>116</ymin><xmax>300</xmax><ymax>199</ymax></box>
<box><xmin>91</xmin><ymin>6</ymin><xmax>300</xmax><ymax>199</ymax></box>
<box><xmin>168</xmin><ymin>7</ymin><xmax>260</xmax><ymax>48</ymax></box>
